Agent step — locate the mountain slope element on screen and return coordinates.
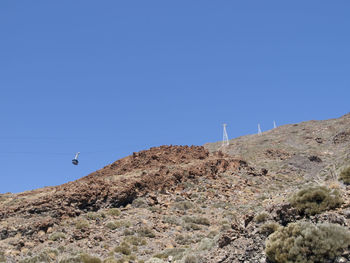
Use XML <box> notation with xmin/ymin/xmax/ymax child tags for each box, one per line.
<box><xmin>206</xmin><ymin>113</ymin><xmax>350</xmax><ymax>181</ymax></box>
<box><xmin>0</xmin><ymin>114</ymin><xmax>350</xmax><ymax>263</ymax></box>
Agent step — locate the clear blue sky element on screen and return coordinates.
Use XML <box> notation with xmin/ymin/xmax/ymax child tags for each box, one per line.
<box><xmin>1</xmin><ymin>1</ymin><xmax>349</xmax><ymax>193</ymax></box>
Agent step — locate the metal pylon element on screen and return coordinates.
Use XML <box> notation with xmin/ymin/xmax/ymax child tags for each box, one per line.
<box><xmin>222</xmin><ymin>123</ymin><xmax>229</xmax><ymax>146</ymax></box>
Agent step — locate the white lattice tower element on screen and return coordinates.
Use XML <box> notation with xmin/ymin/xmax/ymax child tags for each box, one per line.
<box><xmin>258</xmin><ymin>124</ymin><xmax>262</xmax><ymax>135</ymax></box>
<box><xmin>222</xmin><ymin>123</ymin><xmax>229</xmax><ymax>146</ymax></box>
<box><xmin>273</xmin><ymin>120</ymin><xmax>277</xmax><ymax>129</ymax></box>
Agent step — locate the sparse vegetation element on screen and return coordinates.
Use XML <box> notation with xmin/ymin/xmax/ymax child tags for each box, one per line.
<box><xmin>175</xmin><ymin>234</ymin><xmax>193</xmax><ymax>245</ymax></box>
<box><xmin>154</xmin><ymin>248</ymin><xmax>186</xmax><ymax>260</ymax></box>
<box><xmin>105</xmin><ymin>221</ymin><xmax>119</xmax><ymax>230</ymax></box>
<box><xmin>115</xmin><ymin>255</ymin><xmax>137</xmax><ymax>263</ymax></box>
<box><xmin>49</xmin><ymin>232</ymin><xmax>66</xmax><ymax>241</ymax></box>
<box><xmin>132</xmin><ymin>197</ymin><xmax>148</xmax><ymax>208</ymax></box>
<box><xmin>114</xmin><ymin>242</ymin><xmax>131</xmax><ymax>255</ymax></box>
<box><xmin>206</xmin><ymin>230</ymin><xmax>218</xmax><ymax>239</ymax></box>
<box><xmin>80</xmin><ymin>254</ymin><xmax>102</xmax><ymax>263</ymax></box>
<box><xmin>106</xmin><ymin>220</ymin><xmax>131</xmax><ymax>231</ymax></box>
<box><xmin>174</xmin><ymin>201</ymin><xmax>194</xmax><ymax>210</ymax></box>
<box><xmin>148</xmin><ymin>206</ymin><xmax>162</xmax><ymax>213</ymax></box>
<box><xmin>339</xmin><ymin>166</ymin><xmax>350</xmax><ymax>185</ymax></box>
<box><xmin>197</xmin><ymin>238</ymin><xmax>215</xmax><ymax>251</ymax></box>
<box><xmin>184</xmin><ymin>223</ymin><xmax>201</xmax><ymax>231</ymax></box>
<box><xmin>60</xmin><ymin>253</ymin><xmax>102</xmax><ymax>263</ymax></box>
<box><xmin>123</xmin><ymin>229</ymin><xmax>135</xmax><ymax>236</ymax></box>
<box><xmin>75</xmin><ymin>219</ymin><xmax>89</xmax><ymax>229</ymax></box>
<box><xmin>124</xmin><ymin>236</ymin><xmax>147</xmax><ymax>246</ymax></box>
<box><xmin>182</xmin><ymin>216</ymin><xmax>210</xmax><ymax>226</ymax></box>
<box><xmin>103</xmin><ymin>258</ymin><xmax>118</xmax><ymax>263</ymax></box>
<box><xmin>86</xmin><ymin>212</ymin><xmax>103</xmax><ymax>220</ymax></box>
<box><xmin>0</xmin><ymin>251</ymin><xmax>5</xmax><ymax>263</ymax></box>
<box><xmin>20</xmin><ymin>249</ymin><xmax>58</xmax><ymax>263</ymax></box>
<box><xmin>265</xmin><ymin>222</ymin><xmax>350</xmax><ymax>263</ymax></box>
<box><xmin>289</xmin><ymin>186</ymin><xmax>343</xmax><ymax>216</ymax></box>
<box><xmin>184</xmin><ymin>254</ymin><xmax>198</xmax><ymax>263</ymax></box>
<box><xmin>220</xmin><ymin>224</ymin><xmax>230</xmax><ymax>231</ymax></box>
<box><xmin>163</xmin><ymin>216</ymin><xmax>180</xmax><ymax>225</ymax></box>
<box><xmin>107</xmin><ymin>208</ymin><xmax>121</xmax><ymax>217</ymax></box>
<box><xmin>137</xmin><ymin>227</ymin><xmax>156</xmax><ymax>238</ymax></box>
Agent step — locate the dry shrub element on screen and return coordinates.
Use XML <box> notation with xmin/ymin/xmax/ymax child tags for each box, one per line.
<box><xmin>80</xmin><ymin>254</ymin><xmax>102</xmax><ymax>263</ymax></box>
<box><xmin>49</xmin><ymin>232</ymin><xmax>66</xmax><ymax>241</ymax></box>
<box><xmin>184</xmin><ymin>254</ymin><xmax>198</xmax><ymax>263</ymax></box>
<box><xmin>175</xmin><ymin>201</ymin><xmax>194</xmax><ymax>210</ymax></box>
<box><xmin>107</xmin><ymin>208</ymin><xmax>121</xmax><ymax>217</ymax></box>
<box><xmin>182</xmin><ymin>216</ymin><xmax>210</xmax><ymax>226</ymax></box>
<box><xmin>154</xmin><ymin>248</ymin><xmax>186</xmax><ymax>260</ymax></box>
<box><xmin>75</xmin><ymin>219</ymin><xmax>89</xmax><ymax>230</ymax></box>
<box><xmin>137</xmin><ymin>227</ymin><xmax>155</xmax><ymax>238</ymax></box>
<box><xmin>289</xmin><ymin>186</ymin><xmax>342</xmax><ymax>216</ymax></box>
<box><xmin>114</xmin><ymin>242</ymin><xmax>131</xmax><ymax>255</ymax></box>
<box><xmin>254</xmin><ymin>212</ymin><xmax>269</xmax><ymax>223</ymax></box>
<box><xmin>339</xmin><ymin>166</ymin><xmax>350</xmax><ymax>185</ymax></box>
<box><xmin>124</xmin><ymin>235</ymin><xmax>147</xmax><ymax>246</ymax></box>
<box><xmin>85</xmin><ymin>212</ymin><xmax>103</xmax><ymax>220</ymax></box>
<box><xmin>265</xmin><ymin>222</ymin><xmax>350</xmax><ymax>263</ymax></box>
<box><xmin>259</xmin><ymin>222</ymin><xmax>280</xmax><ymax>236</ymax></box>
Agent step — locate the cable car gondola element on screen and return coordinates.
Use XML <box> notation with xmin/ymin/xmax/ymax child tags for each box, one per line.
<box><xmin>72</xmin><ymin>152</ymin><xmax>80</xmax><ymax>165</ymax></box>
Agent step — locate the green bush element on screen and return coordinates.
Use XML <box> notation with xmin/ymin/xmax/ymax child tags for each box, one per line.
<box><xmin>265</xmin><ymin>222</ymin><xmax>350</xmax><ymax>263</ymax></box>
<box><xmin>289</xmin><ymin>186</ymin><xmax>342</xmax><ymax>216</ymax></box>
<box><xmin>339</xmin><ymin>166</ymin><xmax>350</xmax><ymax>185</ymax></box>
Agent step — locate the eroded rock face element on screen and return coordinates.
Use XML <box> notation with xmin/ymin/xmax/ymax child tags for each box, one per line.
<box><xmin>0</xmin><ymin>146</ymin><xmax>244</xmax><ymax>237</ymax></box>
